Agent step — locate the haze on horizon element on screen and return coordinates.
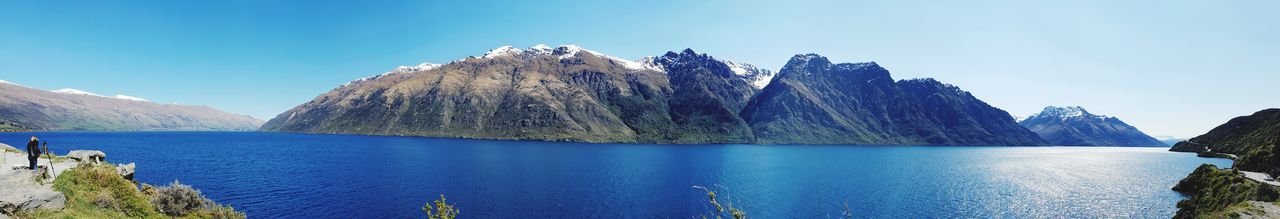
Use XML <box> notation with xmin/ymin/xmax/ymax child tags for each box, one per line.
<box><xmin>1</xmin><ymin>0</ymin><xmax>1275</xmax><ymax>139</ymax></box>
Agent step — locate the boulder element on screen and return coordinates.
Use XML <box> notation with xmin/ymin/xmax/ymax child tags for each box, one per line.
<box><xmin>66</xmin><ymin>150</ymin><xmax>105</xmax><ymax>164</ymax></box>
<box><xmin>116</xmin><ymin>163</ymin><xmax>135</xmax><ymax>181</ymax></box>
<box><xmin>0</xmin><ymin>171</ymin><xmax>66</xmax><ymax>216</ymax></box>
<box><xmin>0</xmin><ymin>188</ymin><xmax>65</xmax><ymax>215</ymax></box>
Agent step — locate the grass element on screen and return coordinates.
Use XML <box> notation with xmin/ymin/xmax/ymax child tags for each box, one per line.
<box><xmin>15</xmin><ymin>164</ymin><xmax>244</xmax><ymax>219</ymax></box>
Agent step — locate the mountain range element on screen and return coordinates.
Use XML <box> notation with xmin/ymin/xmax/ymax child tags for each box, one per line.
<box><xmin>262</xmin><ymin>45</ymin><xmax>1048</xmax><ymax>145</ymax></box>
<box><xmin>1018</xmin><ymin>106</ymin><xmax>1165</xmax><ymax>146</ymax></box>
<box><xmin>0</xmin><ymin>80</ymin><xmax>262</xmax><ymax>131</ymax></box>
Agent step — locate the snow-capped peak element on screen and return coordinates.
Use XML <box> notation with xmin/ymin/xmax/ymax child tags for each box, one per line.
<box><xmin>52</xmin><ymin>88</ymin><xmax>104</xmax><ymax>97</ymax></box>
<box><xmin>638</xmin><ymin>56</ymin><xmax>666</xmax><ymax>72</ymax></box>
<box><xmin>648</xmin><ymin>49</ymin><xmax>776</xmax><ymax>89</ymax></box>
<box><xmin>0</xmin><ymin>79</ymin><xmax>17</xmax><ymax>86</ymax></box>
<box><xmin>393</xmin><ymin>62</ymin><xmax>442</xmax><ymax>73</ymax></box>
<box><xmin>482</xmin><ymin>46</ymin><xmax>523</xmax><ymax>58</ymax></box>
<box><xmin>552</xmin><ymin>44</ymin><xmax>590</xmax><ymax>59</ymax></box>
<box><xmin>722</xmin><ymin>60</ymin><xmax>776</xmax><ymax>89</ymax></box>
<box><xmin>527</xmin><ymin>44</ymin><xmax>553</xmax><ymax>55</ymax></box>
<box><xmin>1027</xmin><ymin>106</ymin><xmax>1109</xmax><ymax>121</ymax></box>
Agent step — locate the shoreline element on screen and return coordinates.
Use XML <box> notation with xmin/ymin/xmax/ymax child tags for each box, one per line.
<box><xmin>5</xmin><ymin>130</ymin><xmax>1180</xmax><ymax>147</ymax></box>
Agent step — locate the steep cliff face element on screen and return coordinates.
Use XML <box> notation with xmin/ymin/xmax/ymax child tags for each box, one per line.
<box><xmin>647</xmin><ymin>49</ymin><xmax>761</xmax><ymax>143</ymax></box>
<box><xmin>739</xmin><ymin>54</ymin><xmax>1047</xmax><ymax>145</ymax></box>
<box><xmin>0</xmin><ymin>81</ymin><xmax>261</xmax><ymax>131</ymax></box>
<box><xmin>1018</xmin><ymin>106</ymin><xmax>1165</xmax><ymax>146</ymax></box>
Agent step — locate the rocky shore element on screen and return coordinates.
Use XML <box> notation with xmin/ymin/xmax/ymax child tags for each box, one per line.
<box><xmin>0</xmin><ymin>143</ymin><xmax>238</xmax><ymax>218</ymax></box>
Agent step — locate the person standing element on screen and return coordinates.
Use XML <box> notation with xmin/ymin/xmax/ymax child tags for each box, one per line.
<box><xmin>26</xmin><ymin>136</ymin><xmax>40</xmax><ymax>171</ymax></box>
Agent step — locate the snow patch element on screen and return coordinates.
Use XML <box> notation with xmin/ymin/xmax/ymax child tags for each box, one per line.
<box><xmin>342</xmin><ymin>62</ymin><xmax>441</xmax><ymax>87</ymax></box>
<box><xmin>482</xmin><ymin>46</ymin><xmax>522</xmax><ymax>58</ymax></box>
<box><xmin>527</xmin><ymin>44</ymin><xmax>553</xmax><ymax>55</ymax></box>
<box><xmin>721</xmin><ymin>60</ymin><xmax>775</xmax><ymax>89</ymax></box>
<box><xmin>52</xmin><ymin>88</ymin><xmax>151</xmax><ymax>102</ymax></box>
<box><xmin>551</xmin><ymin>44</ymin><xmax>663</xmax><ymax>72</ymax></box>
<box><xmin>113</xmin><ymin>95</ymin><xmax>149</xmax><ymax>102</ymax></box>
<box><xmin>52</xmin><ymin>88</ymin><xmax>105</xmax><ymax>97</ymax></box>
<box><xmin>638</xmin><ymin>56</ymin><xmax>666</xmax><ymax>72</ymax></box>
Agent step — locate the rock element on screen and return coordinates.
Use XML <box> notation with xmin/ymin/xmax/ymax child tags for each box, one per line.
<box><xmin>116</xmin><ymin>163</ymin><xmax>135</xmax><ymax>181</ymax></box>
<box><xmin>66</xmin><ymin>150</ymin><xmax>105</xmax><ymax>164</ymax></box>
<box><xmin>0</xmin><ymin>171</ymin><xmax>66</xmax><ymax>216</ymax></box>
<box><xmin>0</xmin><ymin>187</ymin><xmax>66</xmax><ymax>215</ymax></box>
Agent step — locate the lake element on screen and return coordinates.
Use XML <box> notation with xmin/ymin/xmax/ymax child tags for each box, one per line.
<box><xmin>0</xmin><ymin>132</ymin><xmax>1229</xmax><ymax>218</ymax></box>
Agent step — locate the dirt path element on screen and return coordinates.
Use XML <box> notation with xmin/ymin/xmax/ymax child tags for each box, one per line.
<box><xmin>1241</xmin><ymin>171</ymin><xmax>1280</xmax><ymax>187</ymax></box>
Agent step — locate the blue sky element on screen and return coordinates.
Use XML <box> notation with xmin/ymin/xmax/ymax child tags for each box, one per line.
<box><xmin>1</xmin><ymin>0</ymin><xmax>1276</xmax><ymax>138</ymax></box>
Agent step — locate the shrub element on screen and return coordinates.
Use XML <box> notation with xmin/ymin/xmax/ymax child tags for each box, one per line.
<box><xmin>187</xmin><ymin>203</ymin><xmax>247</xmax><ymax>219</ymax></box>
<box><xmin>152</xmin><ymin>180</ymin><xmax>210</xmax><ymax>216</ymax></box>
<box><xmin>422</xmin><ymin>194</ymin><xmax>460</xmax><ymax>219</ymax></box>
<box><xmin>693</xmin><ymin>185</ymin><xmax>746</xmax><ymax>219</ymax></box>
<box><xmin>92</xmin><ymin>190</ymin><xmax>121</xmax><ymax>210</ymax></box>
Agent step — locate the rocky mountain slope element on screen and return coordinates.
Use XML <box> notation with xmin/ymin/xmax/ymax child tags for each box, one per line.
<box><xmin>647</xmin><ymin>49</ymin><xmax>767</xmax><ymax>143</ymax></box>
<box><xmin>0</xmin><ymin>81</ymin><xmax>262</xmax><ymax>131</ymax></box>
<box><xmin>264</xmin><ymin>45</ymin><xmax>1046</xmax><ymax>145</ymax></box>
<box><xmin>1170</xmin><ymin>108</ymin><xmax>1280</xmax><ymax>171</ymax></box>
<box><xmin>1017</xmin><ymin>106</ymin><xmax>1164</xmax><ymax>146</ymax></box>
<box><xmin>739</xmin><ymin>54</ymin><xmax>1047</xmax><ymax>145</ymax></box>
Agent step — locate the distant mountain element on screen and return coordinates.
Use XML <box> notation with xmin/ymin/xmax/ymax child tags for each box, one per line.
<box><xmin>1017</xmin><ymin>106</ymin><xmax>1164</xmax><ymax>146</ymax></box>
<box><xmin>0</xmin><ymin>80</ymin><xmax>262</xmax><ymax>131</ymax></box>
<box><xmin>739</xmin><ymin>54</ymin><xmax>1047</xmax><ymax>145</ymax></box>
<box><xmin>1156</xmin><ymin>136</ymin><xmax>1187</xmax><ymax>146</ymax></box>
<box><xmin>264</xmin><ymin>45</ymin><xmax>1046</xmax><ymax>145</ymax></box>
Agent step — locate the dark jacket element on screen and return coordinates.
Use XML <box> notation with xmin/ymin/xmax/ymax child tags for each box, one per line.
<box><xmin>26</xmin><ymin>139</ymin><xmax>40</xmax><ymax>158</ymax></box>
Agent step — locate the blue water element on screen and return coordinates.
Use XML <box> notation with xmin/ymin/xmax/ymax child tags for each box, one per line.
<box><xmin>1</xmin><ymin>132</ymin><xmax>1229</xmax><ymax>218</ymax></box>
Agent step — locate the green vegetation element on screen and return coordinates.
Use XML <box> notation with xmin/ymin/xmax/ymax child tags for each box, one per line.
<box><xmin>1169</xmin><ymin>108</ymin><xmax>1280</xmax><ymax>218</ymax></box>
<box><xmin>0</xmin><ymin>120</ymin><xmax>28</xmax><ymax>132</ymax></box>
<box><xmin>422</xmin><ymin>194</ymin><xmax>459</xmax><ymax>219</ymax></box>
<box><xmin>1170</xmin><ymin>109</ymin><xmax>1280</xmax><ymax>175</ymax></box>
<box><xmin>15</xmin><ymin>164</ymin><xmax>244</xmax><ymax>219</ymax></box>
<box><xmin>1201</xmin><ymin>201</ymin><xmax>1268</xmax><ymax>218</ymax></box>
<box><xmin>1172</xmin><ymin>164</ymin><xmax>1280</xmax><ymax>218</ymax></box>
